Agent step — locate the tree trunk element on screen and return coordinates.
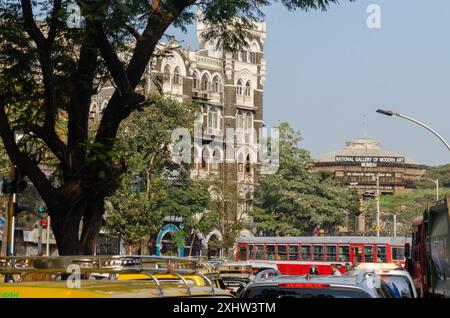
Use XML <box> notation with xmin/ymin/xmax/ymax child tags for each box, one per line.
<box><xmin>123</xmin><ymin>242</ymin><xmax>141</xmax><ymax>255</ymax></box>
<box><xmin>50</xmin><ymin>196</ymin><xmax>105</xmax><ymax>255</ymax></box>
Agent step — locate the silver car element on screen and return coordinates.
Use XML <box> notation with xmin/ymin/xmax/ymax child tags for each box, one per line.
<box><xmin>239</xmin><ymin>274</ymin><xmax>395</xmax><ymax>298</ymax></box>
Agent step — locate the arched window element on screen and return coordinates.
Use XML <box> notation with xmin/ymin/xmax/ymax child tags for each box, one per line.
<box><xmin>236</xmin><ymin>110</ymin><xmax>244</xmax><ymax>130</ymax></box>
<box><xmin>201</xmin><ymin>73</ymin><xmax>210</xmax><ymax>91</ymax></box>
<box><xmin>163</xmin><ymin>65</ymin><xmax>171</xmax><ymax>83</ymax></box>
<box><xmin>201</xmin><ymin>152</ymin><xmax>208</xmax><ymax>170</ymax></box>
<box><xmin>240</xmin><ymin>50</ymin><xmax>248</xmax><ymax>62</ymax></box>
<box><xmin>244</xmin><ymin>111</ymin><xmax>253</xmax><ymax>130</ymax></box>
<box><xmin>236</xmin><ymin>79</ymin><xmax>243</xmax><ymax>96</ymax></box>
<box><xmin>193</xmin><ymin>72</ymin><xmax>199</xmax><ymax>90</ymax></box>
<box><xmin>207</xmin><ymin>106</ymin><xmax>220</xmax><ymax>129</ymax></box>
<box><xmin>250</xmin><ymin>42</ymin><xmax>259</xmax><ymax>63</ymax></box>
<box><xmin>173</xmin><ymin>66</ymin><xmax>181</xmax><ymax>85</ymax></box>
<box><xmin>212</xmin><ymin>75</ymin><xmax>221</xmax><ymax>93</ymax></box>
<box><xmin>101</xmin><ymin>100</ymin><xmax>109</xmax><ymax>114</ymax></box>
<box><xmin>90</xmin><ymin>103</ymin><xmax>97</xmax><ymax>118</ymax></box>
<box><xmin>245</xmin><ymin>81</ymin><xmax>251</xmax><ymax>97</ymax></box>
<box><xmin>245</xmin><ymin>154</ymin><xmax>251</xmax><ymax>173</ymax></box>
<box><xmin>211</xmin><ymin>150</ymin><xmax>220</xmax><ymax>170</ymax></box>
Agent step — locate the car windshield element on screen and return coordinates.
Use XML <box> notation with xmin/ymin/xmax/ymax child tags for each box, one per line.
<box><xmin>243</xmin><ymin>286</ymin><xmax>373</xmax><ymax>298</ymax></box>
<box><xmin>380</xmin><ymin>275</ymin><xmax>414</xmax><ymax>298</ymax></box>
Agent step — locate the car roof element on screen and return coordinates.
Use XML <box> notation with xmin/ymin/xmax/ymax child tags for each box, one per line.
<box><xmin>0</xmin><ymin>279</ymin><xmax>233</xmax><ymax>298</ymax></box>
<box><xmin>353</xmin><ymin>262</ymin><xmax>404</xmax><ymax>270</ymax></box>
<box><xmin>249</xmin><ymin>274</ymin><xmax>371</xmax><ymax>288</ymax></box>
<box><xmin>242</xmin><ymin>274</ymin><xmax>385</xmax><ymax>297</ymax></box>
<box><xmin>346</xmin><ymin>268</ymin><xmax>411</xmax><ymax>278</ymax></box>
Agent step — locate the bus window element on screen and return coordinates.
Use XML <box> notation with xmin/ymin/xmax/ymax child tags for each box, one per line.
<box><xmin>376</xmin><ymin>245</ymin><xmax>387</xmax><ymax>262</ymax></box>
<box><xmin>301</xmin><ymin>245</ymin><xmax>311</xmax><ymax>261</ymax></box>
<box><xmin>352</xmin><ymin>247</ymin><xmax>362</xmax><ymax>263</ymax></box>
<box><xmin>338</xmin><ymin>246</ymin><xmax>350</xmax><ymax>262</ymax></box>
<box><xmin>277</xmin><ymin>245</ymin><xmax>287</xmax><ymax>260</ymax></box>
<box><xmin>391</xmin><ymin>246</ymin><xmax>405</xmax><ymax>261</ymax></box>
<box><xmin>364</xmin><ymin>245</ymin><xmax>374</xmax><ymax>262</ymax></box>
<box><xmin>266</xmin><ymin>245</ymin><xmax>276</xmax><ymax>260</ymax></box>
<box><xmin>326</xmin><ymin>245</ymin><xmax>337</xmax><ymax>261</ymax></box>
<box><xmin>289</xmin><ymin>245</ymin><xmax>299</xmax><ymax>260</ymax></box>
<box><xmin>239</xmin><ymin>245</ymin><xmax>248</xmax><ymax>261</ymax></box>
<box><xmin>313</xmin><ymin>245</ymin><xmax>324</xmax><ymax>261</ymax></box>
<box><xmin>251</xmin><ymin>245</ymin><xmax>265</xmax><ymax>260</ymax></box>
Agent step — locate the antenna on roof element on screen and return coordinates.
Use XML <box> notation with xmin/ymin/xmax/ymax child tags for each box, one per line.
<box><xmin>363</xmin><ymin>114</ymin><xmax>368</xmax><ymax>155</ymax></box>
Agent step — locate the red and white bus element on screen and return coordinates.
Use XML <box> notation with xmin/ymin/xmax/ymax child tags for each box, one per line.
<box><xmin>236</xmin><ymin>236</ymin><xmax>410</xmax><ymax>275</ymax></box>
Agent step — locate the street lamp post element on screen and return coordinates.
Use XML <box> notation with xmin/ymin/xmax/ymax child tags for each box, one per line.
<box><xmin>376</xmin><ymin>109</ymin><xmax>450</xmax><ymax>152</ymax></box>
<box><xmin>393</xmin><ymin>214</ymin><xmax>397</xmax><ymax>237</ymax></box>
<box><xmin>421</xmin><ymin>177</ymin><xmax>439</xmax><ymax>201</ymax></box>
<box><xmin>376</xmin><ymin>174</ymin><xmax>380</xmax><ymax>237</ymax></box>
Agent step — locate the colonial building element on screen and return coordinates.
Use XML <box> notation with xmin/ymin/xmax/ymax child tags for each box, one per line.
<box><xmin>312</xmin><ymin>139</ymin><xmax>427</xmax><ymax>234</ymax></box>
<box><xmin>91</xmin><ymin>19</ymin><xmax>267</xmax><ymax>257</ymax></box>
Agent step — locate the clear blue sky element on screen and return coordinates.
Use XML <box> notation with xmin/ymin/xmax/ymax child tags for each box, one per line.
<box><xmin>167</xmin><ymin>0</ymin><xmax>450</xmax><ymax>166</ymax></box>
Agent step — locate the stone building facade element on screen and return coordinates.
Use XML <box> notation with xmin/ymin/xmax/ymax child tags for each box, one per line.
<box><xmin>90</xmin><ymin>19</ymin><xmax>267</xmax><ymax>257</ymax></box>
<box><xmin>312</xmin><ymin>139</ymin><xmax>427</xmax><ymax>234</ymax></box>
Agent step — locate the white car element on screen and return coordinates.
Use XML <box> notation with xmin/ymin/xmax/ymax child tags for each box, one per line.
<box><xmin>346</xmin><ymin>263</ymin><xmax>417</xmax><ymax>298</ymax></box>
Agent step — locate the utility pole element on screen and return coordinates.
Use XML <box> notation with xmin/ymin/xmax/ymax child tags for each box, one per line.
<box><xmin>37</xmin><ymin>221</ymin><xmax>42</xmax><ymax>255</ymax></box>
<box><xmin>393</xmin><ymin>214</ymin><xmax>397</xmax><ymax>237</ymax></box>
<box><xmin>6</xmin><ymin>161</ymin><xmax>15</xmax><ymax>257</ymax></box>
<box><xmin>376</xmin><ymin>174</ymin><xmax>380</xmax><ymax>237</ymax></box>
<box><xmin>437</xmin><ymin>179</ymin><xmax>439</xmax><ymax>201</ymax></box>
<box><xmin>46</xmin><ymin>216</ymin><xmax>51</xmax><ymax>256</ymax></box>
<box><xmin>3</xmin><ymin>162</ymin><xmax>15</xmax><ymax>282</ymax></box>
<box><xmin>421</xmin><ymin>177</ymin><xmax>440</xmax><ymax>201</ymax></box>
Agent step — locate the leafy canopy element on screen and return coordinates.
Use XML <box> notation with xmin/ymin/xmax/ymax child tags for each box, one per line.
<box><xmin>104</xmin><ymin>95</ymin><xmax>209</xmax><ymax>245</ymax></box>
<box><xmin>253</xmin><ymin>122</ymin><xmax>359</xmax><ymax>236</ymax></box>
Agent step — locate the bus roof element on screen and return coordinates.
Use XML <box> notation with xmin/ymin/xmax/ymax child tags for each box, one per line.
<box><xmin>237</xmin><ymin>236</ymin><xmax>410</xmax><ymax>245</ymax></box>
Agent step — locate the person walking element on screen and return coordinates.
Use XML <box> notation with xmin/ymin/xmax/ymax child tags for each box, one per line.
<box><xmin>331</xmin><ymin>264</ymin><xmax>342</xmax><ymax>276</ymax></box>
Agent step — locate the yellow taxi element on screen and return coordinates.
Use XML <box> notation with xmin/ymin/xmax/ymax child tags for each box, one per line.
<box><xmin>0</xmin><ymin>256</ymin><xmax>234</xmax><ymax>298</ymax></box>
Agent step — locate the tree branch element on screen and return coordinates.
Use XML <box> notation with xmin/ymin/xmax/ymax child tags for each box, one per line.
<box><xmin>67</xmin><ymin>33</ymin><xmax>99</xmax><ymax>171</ymax></box>
<box><xmin>94</xmin><ymin>0</ymin><xmax>195</xmax><ymax>150</ymax></box>
<box><xmin>21</xmin><ymin>0</ymin><xmax>58</xmax><ymax>135</ymax></box>
<box><xmin>126</xmin><ymin>25</ymin><xmax>142</xmax><ymax>40</ymax></box>
<box><xmin>90</xmin><ymin>21</ymin><xmax>136</xmax><ymax>99</ymax></box>
<box><xmin>29</xmin><ymin>125</ymin><xmax>71</xmax><ymax>173</ymax></box>
<box><xmin>20</xmin><ymin>0</ymin><xmax>46</xmax><ymax>49</ymax></box>
<box><xmin>47</xmin><ymin>0</ymin><xmax>62</xmax><ymax>47</ymax></box>
<box><xmin>0</xmin><ymin>97</ymin><xmax>58</xmax><ymax>203</ymax></box>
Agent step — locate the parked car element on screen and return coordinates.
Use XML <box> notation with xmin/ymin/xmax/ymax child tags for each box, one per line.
<box><xmin>239</xmin><ymin>273</ymin><xmax>395</xmax><ymax>298</ymax></box>
<box><xmin>345</xmin><ymin>263</ymin><xmax>417</xmax><ymax>298</ymax></box>
<box><xmin>0</xmin><ymin>255</ymin><xmax>234</xmax><ymax>298</ymax></box>
<box><xmin>217</xmin><ymin>261</ymin><xmax>279</xmax><ymax>294</ymax></box>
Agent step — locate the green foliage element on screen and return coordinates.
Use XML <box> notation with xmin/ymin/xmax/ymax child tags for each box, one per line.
<box><xmin>417</xmin><ymin>164</ymin><xmax>450</xmax><ymax>189</ymax></box>
<box><xmin>200</xmin><ymin>180</ymin><xmax>244</xmax><ymax>252</ymax></box>
<box><xmin>253</xmin><ymin>122</ymin><xmax>360</xmax><ymax>236</ymax></box>
<box><xmin>104</xmin><ymin>95</ymin><xmax>210</xmax><ymax>246</ymax></box>
<box><xmin>0</xmin><ymin>141</ymin><xmax>8</xmax><ymax>177</ymax></box>
<box><xmin>366</xmin><ymin>188</ymin><xmax>450</xmax><ymax>237</ymax></box>
<box><xmin>0</xmin><ymin>0</ymin><xmax>355</xmax><ymax>253</ymax></box>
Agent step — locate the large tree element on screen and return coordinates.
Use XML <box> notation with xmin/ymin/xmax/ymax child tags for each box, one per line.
<box><xmin>253</xmin><ymin>123</ymin><xmax>360</xmax><ymax>236</ymax></box>
<box><xmin>0</xmin><ymin>0</ymin><xmax>352</xmax><ymax>255</ymax></box>
<box><xmin>104</xmin><ymin>95</ymin><xmax>210</xmax><ymax>254</ymax></box>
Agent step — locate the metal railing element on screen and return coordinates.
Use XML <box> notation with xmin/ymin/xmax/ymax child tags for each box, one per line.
<box><xmin>0</xmin><ymin>255</ymin><xmax>198</xmax><ymax>275</ymax></box>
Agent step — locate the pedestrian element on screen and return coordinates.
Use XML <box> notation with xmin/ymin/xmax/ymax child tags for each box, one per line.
<box><xmin>331</xmin><ymin>264</ymin><xmax>342</xmax><ymax>276</ymax></box>
<box><xmin>309</xmin><ymin>266</ymin><xmax>319</xmax><ymax>275</ymax></box>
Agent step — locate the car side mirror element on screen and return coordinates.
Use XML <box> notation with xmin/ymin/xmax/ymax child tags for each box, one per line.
<box><xmin>404</xmin><ymin>243</ymin><xmax>410</xmax><ymax>258</ymax></box>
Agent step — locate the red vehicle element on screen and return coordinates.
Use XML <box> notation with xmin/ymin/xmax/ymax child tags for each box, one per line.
<box><xmin>406</xmin><ymin>195</ymin><xmax>450</xmax><ymax>298</ymax></box>
<box><xmin>236</xmin><ymin>236</ymin><xmax>410</xmax><ymax>275</ymax></box>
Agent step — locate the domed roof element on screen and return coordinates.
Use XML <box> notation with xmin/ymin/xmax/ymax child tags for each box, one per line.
<box><xmin>314</xmin><ymin>139</ymin><xmax>421</xmax><ymax>165</ymax></box>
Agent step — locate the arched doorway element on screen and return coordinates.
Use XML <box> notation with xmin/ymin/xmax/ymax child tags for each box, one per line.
<box><xmin>207</xmin><ymin>234</ymin><xmax>221</xmax><ymax>258</ymax></box>
<box><xmin>160</xmin><ymin>232</ymin><xmax>178</xmax><ymax>256</ymax></box>
<box><xmin>156</xmin><ymin>224</ymin><xmax>185</xmax><ymax>257</ymax></box>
